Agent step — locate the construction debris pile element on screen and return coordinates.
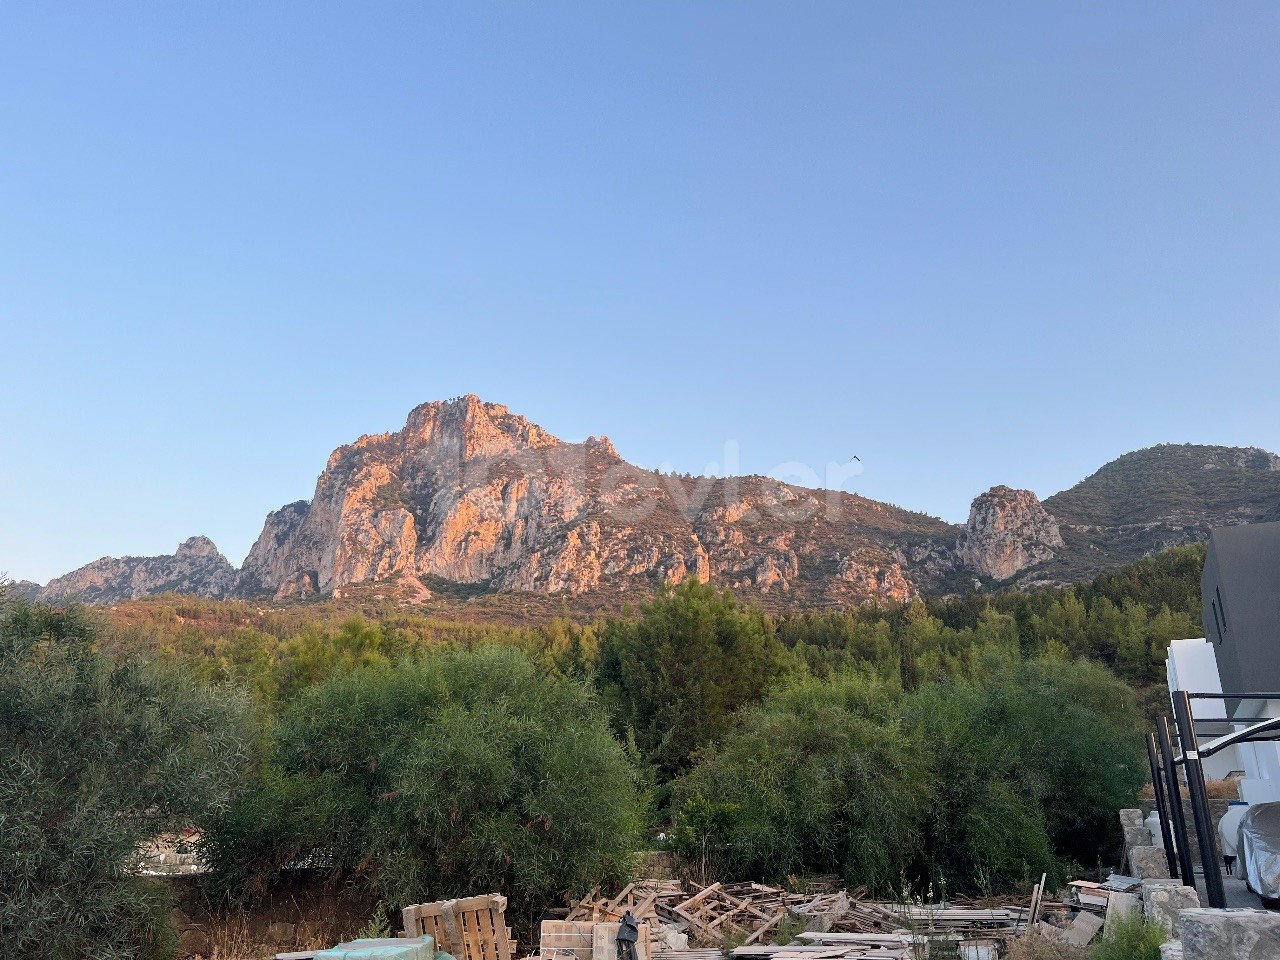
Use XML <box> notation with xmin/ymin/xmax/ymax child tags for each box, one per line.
<box><xmin>540</xmin><ymin>878</ymin><xmax>1087</xmax><ymax>960</ymax></box>
<box><xmin>277</xmin><ymin>857</ymin><xmax>1175</xmax><ymax>960</ymax></box>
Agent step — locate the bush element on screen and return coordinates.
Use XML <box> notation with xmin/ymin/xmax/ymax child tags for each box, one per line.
<box><xmin>1090</xmin><ymin>912</ymin><xmax>1165</xmax><ymax>960</ymax></box>
<box><xmin>904</xmin><ymin>653</ymin><xmax>1147</xmax><ymax>891</ymax></box>
<box><xmin>0</xmin><ymin>597</ymin><xmax>253</xmax><ymax>959</ymax></box>
<box><xmin>202</xmin><ymin>644</ymin><xmax>643</xmax><ymax>920</ymax></box>
<box><xmin>674</xmin><ymin>674</ymin><xmax>931</xmax><ymax>893</ymax></box>
<box><xmin>674</xmin><ymin>652</ymin><xmax>1146</xmax><ymax>895</ymax></box>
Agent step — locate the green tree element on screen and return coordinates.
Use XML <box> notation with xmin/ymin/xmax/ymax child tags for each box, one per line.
<box><xmin>517</xmin><ymin>616</ymin><xmax>600</xmax><ymax>678</ymax></box>
<box><xmin>670</xmin><ymin>795</ymin><xmax>740</xmax><ymax>884</ymax></box>
<box><xmin>274</xmin><ymin>616</ymin><xmax>399</xmax><ymax>700</ymax></box>
<box><xmin>202</xmin><ymin>644</ymin><xmax>642</xmax><ymax>921</ymax></box>
<box><xmin>596</xmin><ymin>579</ymin><xmax>794</xmax><ymax>780</ymax></box>
<box><xmin>0</xmin><ymin>597</ymin><xmax>253</xmax><ymax>960</ymax></box>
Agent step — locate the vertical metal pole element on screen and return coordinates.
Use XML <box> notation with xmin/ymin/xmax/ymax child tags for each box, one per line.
<box><xmin>1158</xmin><ymin>715</ymin><xmax>1197</xmax><ymax>887</ymax></box>
<box><xmin>1147</xmin><ymin>732</ymin><xmax>1179</xmax><ymax>878</ymax></box>
<box><xmin>1173</xmin><ymin>690</ymin><xmax>1226</xmax><ymax>908</ymax></box>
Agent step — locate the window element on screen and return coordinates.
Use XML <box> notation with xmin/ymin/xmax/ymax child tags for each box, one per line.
<box><xmin>1211</xmin><ymin>588</ymin><xmax>1226</xmax><ymax>645</ymax></box>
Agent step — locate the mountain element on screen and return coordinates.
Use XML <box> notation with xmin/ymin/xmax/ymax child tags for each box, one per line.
<box><xmin>25</xmin><ymin>401</ymin><xmax>1280</xmax><ymax>607</ymax></box>
<box><xmin>234</xmin><ymin>396</ymin><xmax>957</xmax><ymax>604</ymax></box>
<box><xmin>38</xmin><ymin>537</ymin><xmax>236</xmax><ymax>604</ymax></box>
<box><xmin>1023</xmin><ymin>444</ymin><xmax>1280</xmax><ymax>585</ymax></box>
<box><xmin>2</xmin><ymin>580</ymin><xmax>43</xmax><ymax>601</ymax></box>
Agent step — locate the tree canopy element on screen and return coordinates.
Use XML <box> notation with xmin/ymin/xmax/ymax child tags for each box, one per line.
<box><xmin>201</xmin><ymin>644</ymin><xmax>643</xmax><ymax>921</ymax></box>
<box><xmin>596</xmin><ymin>579</ymin><xmax>794</xmax><ymax>780</ymax></box>
<box><xmin>0</xmin><ymin>597</ymin><xmax>253</xmax><ymax>960</ymax></box>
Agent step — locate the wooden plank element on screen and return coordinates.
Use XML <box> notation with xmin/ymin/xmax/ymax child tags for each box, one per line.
<box><xmin>741</xmin><ymin>911</ymin><xmax>787</xmax><ymax>946</ymax></box>
<box><xmin>474</xmin><ymin>904</ymin><xmax>498</xmax><ymax>960</ymax></box>
<box><xmin>674</xmin><ymin>883</ymin><xmax>723</xmax><ymax>914</ymax></box>
<box><xmin>606</xmin><ymin>883</ymin><xmax>637</xmax><ymax>913</ymax></box>
<box><xmin>442</xmin><ymin>899</ymin><xmax>467</xmax><ymax>959</ymax></box>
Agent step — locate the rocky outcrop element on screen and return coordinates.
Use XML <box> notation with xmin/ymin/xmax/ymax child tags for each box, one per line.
<box><xmin>958</xmin><ymin>486</ymin><xmax>1063</xmax><ymax>581</ymax></box>
<box><xmin>2</xmin><ymin>580</ymin><xmax>42</xmax><ymax>600</ymax></box>
<box><xmin>237</xmin><ymin>395</ymin><xmax>956</xmax><ymax>602</ymax></box>
<box><xmin>236</xmin><ymin>501</ymin><xmax>311</xmax><ymax>596</ymax></box>
<box><xmin>39</xmin><ymin>536</ymin><xmax>236</xmax><ymax>604</ymax></box>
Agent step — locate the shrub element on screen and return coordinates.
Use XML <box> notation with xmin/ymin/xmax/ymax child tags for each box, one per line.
<box><xmin>670</xmin><ymin>794</ymin><xmax>740</xmax><ymax>883</ymax></box>
<box><xmin>202</xmin><ymin>644</ymin><xmax>643</xmax><ymax>921</ymax></box>
<box><xmin>673</xmin><ymin>674</ymin><xmax>931</xmax><ymax>893</ymax></box>
<box><xmin>0</xmin><ymin>597</ymin><xmax>253</xmax><ymax>960</ymax></box>
<box><xmin>903</xmin><ymin>653</ymin><xmax>1146</xmax><ymax>891</ymax></box>
<box><xmin>1090</xmin><ymin>912</ymin><xmax>1165</xmax><ymax>960</ymax></box>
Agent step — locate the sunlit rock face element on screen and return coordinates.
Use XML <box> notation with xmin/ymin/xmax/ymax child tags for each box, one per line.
<box><xmin>236</xmin><ymin>395</ymin><xmax>956</xmax><ymax>602</ymax></box>
<box><xmin>40</xmin><ymin>536</ymin><xmax>237</xmax><ymax>603</ymax></box>
<box><xmin>958</xmin><ymin>486</ymin><xmax>1063</xmax><ymax>581</ymax></box>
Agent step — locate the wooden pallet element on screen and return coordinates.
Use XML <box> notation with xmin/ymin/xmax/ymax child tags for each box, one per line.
<box><xmin>403</xmin><ymin>894</ymin><xmax>517</xmax><ymax>960</ymax></box>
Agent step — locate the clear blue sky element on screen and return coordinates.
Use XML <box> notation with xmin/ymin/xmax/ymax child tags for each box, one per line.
<box><xmin>2</xmin><ymin>2</ymin><xmax>1278</xmax><ymax>584</ymax></box>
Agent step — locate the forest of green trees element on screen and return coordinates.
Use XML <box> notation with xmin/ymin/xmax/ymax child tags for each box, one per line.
<box><xmin>1</xmin><ymin>543</ymin><xmax>1206</xmax><ymax>956</ymax></box>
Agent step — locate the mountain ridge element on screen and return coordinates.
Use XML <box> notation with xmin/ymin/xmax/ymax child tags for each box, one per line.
<box><xmin>25</xmin><ymin>399</ymin><xmax>1280</xmax><ymax>607</ymax></box>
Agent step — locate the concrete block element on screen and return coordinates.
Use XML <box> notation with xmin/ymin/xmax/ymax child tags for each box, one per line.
<box><xmin>1142</xmin><ymin>883</ymin><xmax>1200</xmax><ymax>937</ymax></box>
<box><xmin>1125</xmin><ymin>824</ymin><xmax>1154</xmax><ymax>849</ymax></box>
<box><xmin>1120</xmin><ymin>808</ymin><xmax>1146</xmax><ymax>829</ymax></box>
<box><xmin>1041</xmin><ymin>911</ymin><xmax>1104</xmax><ymax>947</ymax></box>
<box><xmin>1062</xmin><ymin>911</ymin><xmax>1103</xmax><ymax>947</ymax></box>
<box><xmin>1129</xmin><ymin>845</ymin><xmax>1172</xmax><ymax>879</ymax></box>
<box><xmin>1179</xmin><ymin>908</ymin><xmax>1280</xmax><ymax>960</ymax></box>
<box><xmin>1103</xmin><ymin>890</ymin><xmax>1141</xmax><ymax>938</ymax></box>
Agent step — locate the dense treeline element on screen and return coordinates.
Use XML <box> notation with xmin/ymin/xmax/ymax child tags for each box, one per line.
<box><xmin>110</xmin><ymin>542</ymin><xmax>1205</xmax><ymax>710</ymax></box>
<box><xmin>2</xmin><ymin>543</ymin><xmax>1205</xmax><ymax>955</ymax></box>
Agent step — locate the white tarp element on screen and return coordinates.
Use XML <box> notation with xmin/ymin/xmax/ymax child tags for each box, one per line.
<box><xmin>1237</xmin><ymin>801</ymin><xmax>1280</xmax><ymax>900</ymax></box>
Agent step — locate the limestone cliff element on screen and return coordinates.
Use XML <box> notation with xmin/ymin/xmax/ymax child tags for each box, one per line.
<box><xmin>31</xmin><ymin>409</ymin><xmax>1279</xmax><ymax>607</ymax></box>
<box><xmin>957</xmin><ymin>486</ymin><xmax>1064</xmax><ymax>581</ymax></box>
<box><xmin>39</xmin><ymin>536</ymin><xmax>236</xmax><ymax>604</ymax></box>
<box><xmin>238</xmin><ymin>395</ymin><xmax>954</xmax><ymax>603</ymax></box>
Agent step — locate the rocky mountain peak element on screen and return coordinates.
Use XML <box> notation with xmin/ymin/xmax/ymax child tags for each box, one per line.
<box><xmin>24</xmin><ymin>400</ymin><xmax>1280</xmax><ymax>608</ymax></box>
<box><xmin>958</xmin><ymin>486</ymin><xmax>1064</xmax><ymax>581</ymax></box>
<box><xmin>176</xmin><ymin>535</ymin><xmax>220</xmax><ymax>558</ymax></box>
<box><xmin>585</xmin><ymin>435</ymin><xmax>618</xmax><ymax>458</ymax></box>
<box><xmin>39</xmin><ymin>538</ymin><xmax>236</xmax><ymax>604</ymax></box>
<box><xmin>401</xmin><ymin>394</ymin><xmax>562</xmax><ymax>461</ymax></box>
<box><xmin>233</xmin><ymin>396</ymin><xmax>956</xmax><ymax>603</ymax></box>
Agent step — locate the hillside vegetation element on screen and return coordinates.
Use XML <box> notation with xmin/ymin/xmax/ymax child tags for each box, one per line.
<box><xmin>100</xmin><ymin>540</ymin><xmax>1206</xmax><ymax>701</ymax></box>
<box><xmin>3</xmin><ymin>543</ymin><xmax>1208</xmax><ymax>953</ymax></box>
<box><xmin>1047</xmin><ymin>444</ymin><xmax>1280</xmax><ymax>526</ymax></box>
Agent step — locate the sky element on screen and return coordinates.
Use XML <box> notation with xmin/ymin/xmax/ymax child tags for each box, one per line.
<box><xmin>2</xmin><ymin>2</ymin><xmax>1278</xmax><ymax>584</ymax></box>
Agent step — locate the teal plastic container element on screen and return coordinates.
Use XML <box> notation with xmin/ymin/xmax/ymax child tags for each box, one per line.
<box><xmin>314</xmin><ymin>936</ymin><xmax>436</xmax><ymax>960</ymax></box>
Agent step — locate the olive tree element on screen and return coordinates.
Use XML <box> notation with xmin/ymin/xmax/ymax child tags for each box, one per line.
<box><xmin>201</xmin><ymin>644</ymin><xmax>643</xmax><ymax>923</ymax></box>
<box><xmin>0</xmin><ymin>596</ymin><xmax>253</xmax><ymax>959</ymax></box>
